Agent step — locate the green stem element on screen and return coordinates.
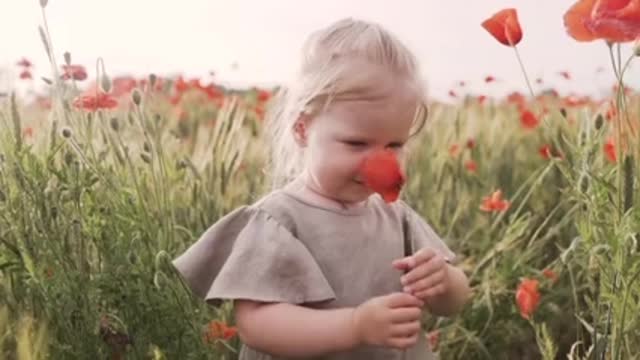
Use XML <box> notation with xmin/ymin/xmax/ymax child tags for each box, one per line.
<box><xmin>513</xmin><ymin>46</ymin><xmax>535</xmax><ymax>99</ymax></box>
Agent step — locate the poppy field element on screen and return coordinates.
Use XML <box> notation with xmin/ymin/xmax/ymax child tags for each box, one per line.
<box><xmin>1</xmin><ymin>2</ymin><xmax>640</xmax><ymax>359</ymax></box>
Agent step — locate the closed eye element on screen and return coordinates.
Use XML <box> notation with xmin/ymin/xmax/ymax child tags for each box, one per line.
<box><xmin>387</xmin><ymin>142</ymin><xmax>405</xmax><ymax>149</ymax></box>
<box><xmin>343</xmin><ymin>140</ymin><xmax>368</xmax><ymax>147</ymax></box>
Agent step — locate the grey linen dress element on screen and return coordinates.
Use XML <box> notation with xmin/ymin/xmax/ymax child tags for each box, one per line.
<box><xmin>172</xmin><ymin>189</ymin><xmax>456</xmax><ymax>360</ymax></box>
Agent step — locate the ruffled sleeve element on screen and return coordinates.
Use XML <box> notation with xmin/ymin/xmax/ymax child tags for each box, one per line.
<box><xmin>172</xmin><ymin>206</ymin><xmax>336</xmax><ymax>306</ymax></box>
<box><xmin>400</xmin><ymin>202</ymin><xmax>457</xmax><ymax>263</ymax></box>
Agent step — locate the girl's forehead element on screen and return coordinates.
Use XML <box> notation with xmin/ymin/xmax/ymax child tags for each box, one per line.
<box><xmin>332</xmin><ymin>80</ymin><xmax>420</xmax><ymax>119</ymax></box>
<box><xmin>324</xmin><ymin>93</ymin><xmax>418</xmax><ymax>136</ymax></box>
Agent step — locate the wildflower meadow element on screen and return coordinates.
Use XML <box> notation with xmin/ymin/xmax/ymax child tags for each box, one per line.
<box><xmin>1</xmin><ymin>1</ymin><xmax>640</xmax><ymax>359</ymax></box>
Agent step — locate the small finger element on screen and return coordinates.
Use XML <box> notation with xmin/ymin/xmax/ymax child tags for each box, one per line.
<box><xmin>414</xmin><ymin>248</ymin><xmax>437</xmax><ymax>263</ymax></box>
<box><xmin>415</xmin><ymin>284</ymin><xmax>447</xmax><ymax>299</ymax></box>
<box><xmin>387</xmin><ymin>292</ymin><xmax>424</xmax><ymax>309</ymax></box>
<box><xmin>405</xmin><ymin>270</ymin><xmax>445</xmax><ymax>293</ymax></box>
<box><xmin>390</xmin><ymin>321</ymin><xmax>421</xmax><ymax>337</ymax></box>
<box><xmin>389</xmin><ymin>333</ymin><xmax>419</xmax><ymax>350</ymax></box>
<box><xmin>401</xmin><ymin>257</ymin><xmax>445</xmax><ymax>286</ymax></box>
<box><xmin>390</xmin><ymin>307</ymin><xmax>422</xmax><ymax>323</ymax></box>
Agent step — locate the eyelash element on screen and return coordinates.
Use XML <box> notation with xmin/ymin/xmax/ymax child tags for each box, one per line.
<box><xmin>345</xmin><ymin>140</ymin><xmax>367</xmax><ymax>147</ymax></box>
<box><xmin>343</xmin><ymin>141</ymin><xmax>404</xmax><ymax>149</ymax></box>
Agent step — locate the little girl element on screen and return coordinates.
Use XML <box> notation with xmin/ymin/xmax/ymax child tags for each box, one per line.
<box><xmin>173</xmin><ymin>17</ymin><xmax>471</xmax><ymax>359</ymax></box>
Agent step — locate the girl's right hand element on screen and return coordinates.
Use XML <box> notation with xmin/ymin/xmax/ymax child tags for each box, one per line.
<box><xmin>351</xmin><ymin>292</ymin><xmax>424</xmax><ymax>350</ymax></box>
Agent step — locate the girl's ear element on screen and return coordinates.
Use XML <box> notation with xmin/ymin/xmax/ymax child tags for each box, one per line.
<box><xmin>292</xmin><ymin>113</ymin><xmax>312</xmax><ymax>147</ymax></box>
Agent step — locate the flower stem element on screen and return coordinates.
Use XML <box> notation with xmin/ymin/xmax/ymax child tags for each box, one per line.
<box><xmin>513</xmin><ymin>46</ymin><xmax>535</xmax><ymax>99</ymax></box>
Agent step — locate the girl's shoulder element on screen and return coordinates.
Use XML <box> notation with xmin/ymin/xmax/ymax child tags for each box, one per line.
<box><xmin>172</xmin><ymin>189</ymin><xmax>337</xmax><ymax>304</ymax></box>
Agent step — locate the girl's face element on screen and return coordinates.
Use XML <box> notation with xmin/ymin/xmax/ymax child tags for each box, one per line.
<box><xmin>296</xmin><ymin>67</ymin><xmax>421</xmax><ymax>205</ymax></box>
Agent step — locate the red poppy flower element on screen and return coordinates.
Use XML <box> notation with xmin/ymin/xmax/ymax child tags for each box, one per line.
<box><xmin>604</xmin><ymin>137</ymin><xmax>617</xmax><ymax>162</ymax></box>
<box><xmin>477</xmin><ymin>95</ymin><xmax>487</xmax><ymax>104</ymax></box>
<box><xmin>558</xmin><ymin>71</ymin><xmax>572</xmax><ymax>80</ymax></box>
<box><xmin>542</xmin><ymin>268</ymin><xmax>559</xmax><ymax>283</ymax></box>
<box><xmin>449</xmin><ymin>144</ymin><xmax>460</xmax><ymax>157</ymax></box>
<box><xmin>464</xmin><ymin>160</ymin><xmax>478</xmax><ymax>173</ymax></box>
<box><xmin>520</xmin><ymin>109</ymin><xmax>540</xmax><ymax>129</ymax></box>
<box><xmin>564</xmin><ymin>0</ymin><xmax>640</xmax><ymax>43</ymax></box>
<box><xmin>359</xmin><ymin>149</ymin><xmax>405</xmax><ymax>203</ymax></box>
<box><xmin>466</xmin><ymin>138</ymin><xmax>476</xmax><ymax>149</ymax></box>
<box><xmin>481</xmin><ymin>8</ymin><xmax>523</xmax><ymax>47</ymax></box>
<box><xmin>484</xmin><ymin>75</ymin><xmax>496</xmax><ymax>83</ymax></box>
<box><xmin>257</xmin><ymin>88</ymin><xmax>272</xmax><ymax>102</ymax></box>
<box><xmin>72</xmin><ymin>92</ymin><xmax>118</xmax><ymax>111</ymax></box>
<box><xmin>605</xmin><ymin>100</ymin><xmax>617</xmax><ymax>120</ymax></box>
<box><xmin>19</xmin><ymin>70</ymin><xmax>32</xmax><ymax>80</ymax></box>
<box><xmin>516</xmin><ymin>278</ymin><xmax>541</xmax><ymax>319</ymax></box>
<box><xmin>204</xmin><ymin>320</ymin><xmax>237</xmax><ymax>342</ymax></box>
<box><xmin>23</xmin><ymin>127</ymin><xmax>34</xmax><ymax>138</ymax></box>
<box><xmin>61</xmin><ymin>64</ymin><xmax>88</xmax><ymax>81</ymax></box>
<box><xmin>480</xmin><ymin>190</ymin><xmax>510</xmax><ymax>212</ymax></box>
<box><xmin>17</xmin><ymin>57</ymin><xmax>32</xmax><ymax>67</ymax></box>
<box><xmin>426</xmin><ymin>330</ymin><xmax>440</xmax><ymax>351</ymax></box>
<box><xmin>539</xmin><ymin>145</ymin><xmax>552</xmax><ymax>160</ymax></box>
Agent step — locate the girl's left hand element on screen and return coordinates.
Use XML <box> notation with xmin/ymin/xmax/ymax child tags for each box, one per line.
<box><xmin>392</xmin><ymin>248</ymin><xmax>449</xmax><ymax>301</ymax></box>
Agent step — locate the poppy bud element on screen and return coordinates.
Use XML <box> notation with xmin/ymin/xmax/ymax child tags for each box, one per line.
<box><xmin>64</xmin><ymin>52</ymin><xmax>71</xmax><ymax>66</ymax></box>
<box><xmin>634</xmin><ymin>39</ymin><xmax>640</xmax><ymax>57</ymax></box>
<box><xmin>149</xmin><ymin>73</ymin><xmax>157</xmax><ymax>89</ymax></box>
<box><xmin>61</xmin><ymin>127</ymin><xmax>72</xmax><ymax>139</ymax></box>
<box><xmin>140</xmin><ymin>152</ymin><xmax>152</xmax><ymax>164</ymax></box>
<box><xmin>110</xmin><ymin>117</ymin><xmax>119</xmax><ymax>132</ymax></box>
<box><xmin>101</xmin><ymin>74</ymin><xmax>111</xmax><ymax>93</ymax></box>
<box><xmin>132</xmin><ymin>89</ymin><xmax>142</xmax><ymax>106</ymax></box>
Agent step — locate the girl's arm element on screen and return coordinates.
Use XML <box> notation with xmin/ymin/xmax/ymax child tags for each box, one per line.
<box><xmin>235</xmin><ymin>300</ymin><xmax>359</xmax><ymax>358</ymax></box>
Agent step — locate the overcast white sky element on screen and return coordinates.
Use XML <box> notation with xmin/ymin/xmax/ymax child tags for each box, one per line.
<box><xmin>1</xmin><ymin>0</ymin><xmax>638</xmax><ymax>100</ymax></box>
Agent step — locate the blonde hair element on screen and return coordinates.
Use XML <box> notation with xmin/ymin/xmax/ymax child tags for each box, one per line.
<box><xmin>264</xmin><ymin>17</ymin><xmax>428</xmax><ymax>189</ymax></box>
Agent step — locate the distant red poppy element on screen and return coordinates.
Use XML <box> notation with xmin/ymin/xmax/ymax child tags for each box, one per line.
<box><xmin>481</xmin><ymin>8</ymin><xmax>523</xmax><ymax>46</ymax></box>
<box><xmin>17</xmin><ymin>57</ymin><xmax>32</xmax><ymax>67</ymax></box>
<box><xmin>203</xmin><ymin>320</ymin><xmax>237</xmax><ymax>342</ymax></box>
<box><xmin>520</xmin><ymin>109</ymin><xmax>540</xmax><ymax>129</ymax></box>
<box><xmin>539</xmin><ymin>145</ymin><xmax>552</xmax><ymax>160</ymax></box>
<box><xmin>426</xmin><ymin>330</ymin><xmax>440</xmax><ymax>351</ymax></box>
<box><xmin>72</xmin><ymin>92</ymin><xmax>118</xmax><ymax>111</ymax></box>
<box><xmin>466</xmin><ymin>138</ymin><xmax>476</xmax><ymax>149</ymax></box>
<box><xmin>604</xmin><ymin>137</ymin><xmax>617</xmax><ymax>163</ymax></box>
<box><xmin>539</xmin><ymin>144</ymin><xmax>563</xmax><ymax>160</ymax></box>
<box><xmin>558</xmin><ymin>71</ymin><xmax>572</xmax><ymax>80</ymax></box>
<box><xmin>449</xmin><ymin>144</ymin><xmax>460</xmax><ymax>157</ymax></box>
<box><xmin>542</xmin><ymin>268</ymin><xmax>559</xmax><ymax>283</ymax></box>
<box><xmin>19</xmin><ymin>70</ymin><xmax>32</xmax><ymax>80</ymax></box>
<box><xmin>61</xmin><ymin>64</ymin><xmax>87</xmax><ymax>81</ymax></box>
<box><xmin>480</xmin><ymin>190</ymin><xmax>510</xmax><ymax>212</ymax></box>
<box><xmin>23</xmin><ymin>127</ymin><xmax>34</xmax><ymax>138</ymax></box>
<box><xmin>484</xmin><ymin>75</ymin><xmax>496</xmax><ymax>83</ymax></box>
<box><xmin>464</xmin><ymin>160</ymin><xmax>478</xmax><ymax>173</ymax></box>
